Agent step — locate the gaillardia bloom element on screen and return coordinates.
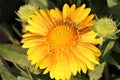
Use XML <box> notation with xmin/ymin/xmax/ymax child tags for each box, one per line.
<box><xmin>21</xmin><ymin>4</ymin><xmax>101</xmax><ymax>80</ymax></box>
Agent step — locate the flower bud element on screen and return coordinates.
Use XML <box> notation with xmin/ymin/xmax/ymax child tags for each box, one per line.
<box><xmin>94</xmin><ymin>17</ymin><xmax>120</xmax><ymax>39</ymax></box>
<box><xmin>17</xmin><ymin>5</ymin><xmax>37</xmax><ymax>22</ymax></box>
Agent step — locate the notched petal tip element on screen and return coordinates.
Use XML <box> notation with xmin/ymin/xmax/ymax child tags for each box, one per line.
<box><xmin>89</xmin><ymin>14</ymin><xmax>95</xmax><ymax>19</ymax></box>
<box><xmin>63</xmin><ymin>3</ymin><xmax>70</xmax><ymax>8</ymax></box>
<box><xmin>80</xmin><ymin>4</ymin><xmax>86</xmax><ymax>9</ymax></box>
<box><xmin>84</xmin><ymin>8</ymin><xmax>91</xmax><ymax>14</ymax></box>
<box><xmin>71</xmin><ymin>4</ymin><xmax>76</xmax><ymax>9</ymax></box>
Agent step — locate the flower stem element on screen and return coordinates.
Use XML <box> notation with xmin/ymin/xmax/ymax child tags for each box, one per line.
<box><xmin>104</xmin><ymin>63</ymin><xmax>111</xmax><ymax>80</ymax></box>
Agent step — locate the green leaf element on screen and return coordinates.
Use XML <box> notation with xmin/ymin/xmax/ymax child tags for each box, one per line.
<box><xmin>38</xmin><ymin>0</ymin><xmax>48</xmax><ymax>8</ymax></box>
<box><xmin>100</xmin><ymin>40</ymin><xmax>115</xmax><ymax>62</ymax></box>
<box><xmin>0</xmin><ymin>44</ymin><xmax>28</xmax><ymax>66</ymax></box>
<box><xmin>0</xmin><ymin>58</ymin><xmax>17</xmax><ymax>80</ymax></box>
<box><xmin>107</xmin><ymin>0</ymin><xmax>120</xmax><ymax>19</ymax></box>
<box><xmin>0</xmin><ymin>44</ymin><xmax>36</xmax><ymax>73</ymax></box>
<box><xmin>88</xmin><ymin>62</ymin><xmax>106</xmax><ymax>80</ymax></box>
<box><xmin>17</xmin><ymin>76</ymin><xmax>30</xmax><ymax>80</ymax></box>
<box><xmin>113</xmin><ymin>40</ymin><xmax>120</xmax><ymax>54</ymax></box>
<box><xmin>26</xmin><ymin>0</ymin><xmax>55</xmax><ymax>9</ymax></box>
<box><xmin>0</xmin><ymin>23</ymin><xmax>20</xmax><ymax>44</ymax></box>
<box><xmin>107</xmin><ymin>55</ymin><xmax>120</xmax><ymax>68</ymax></box>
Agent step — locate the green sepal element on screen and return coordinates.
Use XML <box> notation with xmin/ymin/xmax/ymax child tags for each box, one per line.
<box><xmin>100</xmin><ymin>39</ymin><xmax>115</xmax><ymax>62</ymax></box>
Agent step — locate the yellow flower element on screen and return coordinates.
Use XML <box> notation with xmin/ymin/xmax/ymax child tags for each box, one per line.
<box><xmin>21</xmin><ymin>4</ymin><xmax>101</xmax><ymax>80</ymax></box>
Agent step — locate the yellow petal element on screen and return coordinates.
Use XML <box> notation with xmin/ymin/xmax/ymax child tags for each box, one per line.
<box><xmin>63</xmin><ymin>4</ymin><xmax>70</xmax><ymax>18</ymax></box>
<box><xmin>76</xmin><ymin>43</ymin><xmax>100</xmax><ymax>64</ymax></box>
<box><xmin>78</xmin><ymin>14</ymin><xmax>94</xmax><ymax>27</ymax></box>
<box><xmin>72</xmin><ymin>4</ymin><xmax>85</xmax><ymax>20</ymax></box>
<box><xmin>68</xmin><ymin>4</ymin><xmax>76</xmax><ymax>19</ymax></box>
<box><xmin>50</xmin><ymin>8</ymin><xmax>62</xmax><ymax>21</ymax></box>
<box><xmin>81</xmin><ymin>42</ymin><xmax>101</xmax><ymax>57</ymax></box>
<box><xmin>74</xmin><ymin>8</ymin><xmax>91</xmax><ymax>24</ymax></box>
<box><xmin>80</xmin><ymin>60</ymin><xmax>87</xmax><ymax>73</ymax></box>
<box><xmin>25</xmin><ymin>25</ymin><xmax>47</xmax><ymax>36</ymax></box>
<box><xmin>22</xmin><ymin>33</ymin><xmax>40</xmax><ymax>37</ymax></box>
<box><xmin>22</xmin><ymin>38</ymin><xmax>46</xmax><ymax>48</ymax></box>
<box><xmin>29</xmin><ymin>45</ymin><xmax>49</xmax><ymax>64</ymax></box>
<box><xmin>75</xmin><ymin>50</ymin><xmax>94</xmax><ymax>70</ymax></box>
<box><xmin>43</xmin><ymin>53</ymin><xmax>57</xmax><ymax>74</ymax></box>
<box><xmin>80</xmin><ymin>30</ymin><xmax>102</xmax><ymax>45</ymax></box>
<box><xmin>39</xmin><ymin>9</ymin><xmax>54</xmax><ymax>24</ymax></box>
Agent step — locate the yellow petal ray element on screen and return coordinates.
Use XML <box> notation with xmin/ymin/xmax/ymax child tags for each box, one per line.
<box><xmin>22</xmin><ymin>33</ymin><xmax>41</xmax><ymax>37</ymax></box>
<box><xmin>35</xmin><ymin>62</ymin><xmax>40</xmax><ymax>69</ymax></box>
<box><xmin>78</xmin><ymin>14</ymin><xmax>94</xmax><ymax>27</ymax></box>
<box><xmin>22</xmin><ymin>38</ymin><xmax>46</xmax><ymax>48</ymax></box>
<box><xmin>43</xmin><ymin>53</ymin><xmax>57</xmax><ymax>74</ymax></box>
<box><xmin>81</xmin><ymin>42</ymin><xmax>101</xmax><ymax>57</ymax></box>
<box><xmin>40</xmin><ymin>54</ymin><xmax>55</xmax><ymax>70</ymax></box>
<box><xmin>29</xmin><ymin>45</ymin><xmax>49</xmax><ymax>64</ymax></box>
<box><xmin>79</xmin><ymin>60</ymin><xmax>87</xmax><ymax>73</ymax></box>
<box><xmin>70</xmin><ymin>4</ymin><xmax>76</xmax><ymax>13</ymax></box>
<box><xmin>75</xmin><ymin>50</ymin><xmax>95</xmax><ymax>70</ymax></box>
<box><xmin>68</xmin><ymin>51</ymin><xmax>80</xmax><ymax>75</ymax></box>
<box><xmin>34</xmin><ymin>10</ymin><xmax>54</xmax><ymax>29</ymax></box>
<box><xmin>28</xmin><ymin>20</ymin><xmax>49</xmax><ymax>33</ymax></box>
<box><xmin>50</xmin><ymin>59</ymin><xmax>59</xmax><ymax>79</ymax></box>
<box><xmin>64</xmin><ymin>53</ymin><xmax>71</xmax><ymax>79</ymax></box>
<box><xmin>21</xmin><ymin>36</ymin><xmax>45</xmax><ymax>43</ymax></box>
<box><xmin>27</xmin><ymin>46</ymin><xmax>37</xmax><ymax>55</ymax></box>
<box><xmin>50</xmin><ymin>51</ymin><xmax>70</xmax><ymax>79</ymax></box>
<box><xmin>39</xmin><ymin>9</ymin><xmax>54</xmax><ymax>26</ymax></box>
<box><xmin>25</xmin><ymin>25</ymin><xmax>47</xmax><ymax>35</ymax></box>
<box><xmin>82</xmin><ymin>20</ymin><xmax>94</xmax><ymax>27</ymax></box>
<box><xmin>74</xmin><ymin>8</ymin><xmax>91</xmax><ymax>24</ymax></box>
<box><xmin>80</xmin><ymin>30</ymin><xmax>102</xmax><ymax>45</ymax></box>
<box><xmin>34</xmin><ymin>10</ymin><xmax>52</xmax><ymax>26</ymax></box>
<box><xmin>53</xmin><ymin>54</ymin><xmax>66</xmax><ymax>79</ymax></box>
<box><xmin>77</xmin><ymin>43</ymin><xmax>100</xmax><ymax>64</ymax></box>
<box><xmin>50</xmin><ymin>8</ymin><xmax>62</xmax><ymax>21</ymax></box>
<box><xmin>28</xmin><ymin>47</ymin><xmax>41</xmax><ymax>60</ymax></box>
<box><xmin>30</xmin><ymin>15</ymin><xmax>50</xmax><ymax>30</ymax></box>
<box><xmin>67</xmin><ymin>4</ymin><xmax>76</xmax><ymax>19</ymax></box>
<box><xmin>63</xmin><ymin>4</ymin><xmax>70</xmax><ymax>18</ymax></box>
<box><xmin>36</xmin><ymin>54</ymin><xmax>50</xmax><ymax>69</ymax></box>
<box><xmin>34</xmin><ymin>10</ymin><xmax>41</xmax><ymax>17</ymax></box>
<box><xmin>22</xmin><ymin>42</ymin><xmax>42</xmax><ymax>48</ymax></box>
<box><xmin>72</xmin><ymin>4</ymin><xmax>85</xmax><ymax>20</ymax></box>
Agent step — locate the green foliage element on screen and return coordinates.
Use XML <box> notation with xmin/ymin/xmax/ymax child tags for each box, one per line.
<box><xmin>100</xmin><ymin>40</ymin><xmax>115</xmax><ymax>62</ymax></box>
<box><xmin>17</xmin><ymin>76</ymin><xmax>30</xmax><ymax>80</ymax></box>
<box><xmin>113</xmin><ymin>40</ymin><xmax>120</xmax><ymax>53</ymax></box>
<box><xmin>107</xmin><ymin>55</ymin><xmax>120</xmax><ymax>68</ymax></box>
<box><xmin>0</xmin><ymin>44</ymin><xmax>39</xmax><ymax>72</ymax></box>
<box><xmin>88</xmin><ymin>62</ymin><xmax>106</xmax><ymax>80</ymax></box>
<box><xmin>0</xmin><ymin>58</ymin><xmax>17</xmax><ymax>80</ymax></box>
<box><xmin>107</xmin><ymin>0</ymin><xmax>120</xmax><ymax>20</ymax></box>
<box><xmin>24</xmin><ymin>0</ymin><xmax>55</xmax><ymax>9</ymax></box>
<box><xmin>0</xmin><ymin>44</ymin><xmax>40</xmax><ymax>80</ymax></box>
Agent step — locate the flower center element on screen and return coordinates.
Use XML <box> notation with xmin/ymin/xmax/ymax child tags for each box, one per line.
<box><xmin>47</xmin><ymin>22</ymin><xmax>78</xmax><ymax>50</ymax></box>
